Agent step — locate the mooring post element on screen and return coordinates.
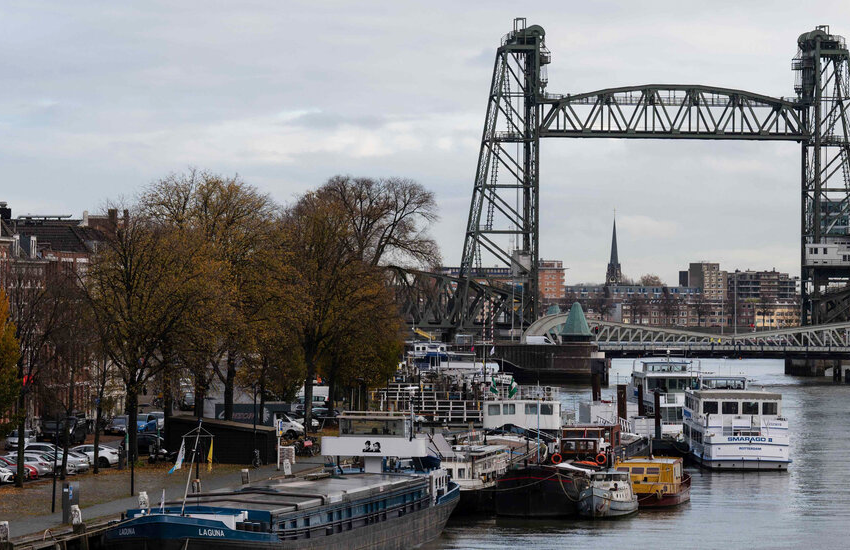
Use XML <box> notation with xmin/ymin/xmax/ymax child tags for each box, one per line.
<box><xmin>617</xmin><ymin>384</ymin><xmax>627</xmax><ymax>423</ymax></box>
<box><xmin>637</xmin><ymin>383</ymin><xmax>646</xmax><ymax>417</ymax></box>
<box><xmin>654</xmin><ymin>390</ymin><xmax>662</xmax><ymax>440</ymax></box>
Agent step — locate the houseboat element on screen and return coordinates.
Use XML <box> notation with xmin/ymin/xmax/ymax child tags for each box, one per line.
<box><xmin>441</xmin><ymin>432</ymin><xmax>543</xmax><ymax>514</ymax></box>
<box><xmin>102</xmin><ymin>413</ymin><xmax>459</xmax><ymax>550</ymax></box>
<box><xmin>616</xmin><ymin>456</ymin><xmax>690</xmax><ymax>508</ymax></box>
<box><xmin>683</xmin><ymin>376</ymin><xmax>790</xmax><ymax>470</ymax></box>
<box><xmin>626</xmin><ymin>357</ymin><xmax>702</xmax><ymax>438</ymax></box>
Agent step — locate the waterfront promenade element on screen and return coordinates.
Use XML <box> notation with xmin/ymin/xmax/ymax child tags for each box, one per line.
<box><xmin>1</xmin><ymin>457</ymin><xmax>324</xmax><ymax>540</ymax></box>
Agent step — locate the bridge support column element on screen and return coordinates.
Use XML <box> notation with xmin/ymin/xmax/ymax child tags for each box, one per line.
<box><xmin>785</xmin><ymin>358</ymin><xmax>836</xmax><ymax>377</ymax></box>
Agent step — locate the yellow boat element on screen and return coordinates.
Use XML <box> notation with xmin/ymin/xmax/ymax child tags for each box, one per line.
<box><xmin>615</xmin><ymin>456</ymin><xmax>691</xmax><ymax>508</ymax></box>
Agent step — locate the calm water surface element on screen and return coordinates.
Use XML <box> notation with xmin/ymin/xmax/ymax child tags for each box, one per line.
<box><xmin>425</xmin><ymin>359</ymin><xmax>848</xmax><ymax>550</ymax></box>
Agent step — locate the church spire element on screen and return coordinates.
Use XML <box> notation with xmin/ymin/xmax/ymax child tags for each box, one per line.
<box><xmin>605</xmin><ymin>213</ymin><xmax>622</xmax><ymax>286</ymax></box>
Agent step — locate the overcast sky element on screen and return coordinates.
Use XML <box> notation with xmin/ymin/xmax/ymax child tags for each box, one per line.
<box><xmin>3</xmin><ymin>1</ymin><xmax>849</xmax><ymax>284</ymax></box>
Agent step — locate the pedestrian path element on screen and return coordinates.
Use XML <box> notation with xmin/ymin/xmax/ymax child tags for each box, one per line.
<box><xmin>6</xmin><ymin>457</ymin><xmax>325</xmax><ymax>539</ymax></box>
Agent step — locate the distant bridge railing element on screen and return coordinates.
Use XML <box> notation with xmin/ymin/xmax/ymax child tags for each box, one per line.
<box><xmin>524</xmin><ymin>314</ymin><xmax>850</xmax><ymax>356</ymax></box>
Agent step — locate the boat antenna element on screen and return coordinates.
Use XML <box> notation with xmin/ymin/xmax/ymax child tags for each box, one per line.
<box><xmin>181</xmin><ymin>418</ymin><xmax>203</xmax><ymax>516</ymax></box>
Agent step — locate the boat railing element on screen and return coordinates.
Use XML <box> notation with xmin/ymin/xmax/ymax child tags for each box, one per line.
<box><xmin>275</xmin><ymin>492</ymin><xmax>432</xmax><ymax>541</ymax></box>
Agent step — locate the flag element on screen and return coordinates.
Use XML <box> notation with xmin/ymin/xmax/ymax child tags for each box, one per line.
<box><xmin>160</xmin><ymin>489</ymin><xmax>165</xmax><ymax>512</ymax></box>
<box><xmin>508</xmin><ymin>377</ymin><xmax>518</xmax><ymax>398</ymax></box>
<box><xmin>490</xmin><ymin>346</ymin><xmax>495</xmax><ymax>356</ymax></box>
<box><xmin>490</xmin><ymin>376</ymin><xmax>499</xmax><ymax>395</ymax></box>
<box><xmin>207</xmin><ymin>439</ymin><xmax>214</xmax><ymax>472</ymax></box>
<box><xmin>168</xmin><ymin>440</ymin><xmax>185</xmax><ymax>474</ymax></box>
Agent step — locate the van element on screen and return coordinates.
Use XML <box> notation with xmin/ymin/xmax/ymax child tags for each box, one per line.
<box><xmin>274</xmin><ymin>413</ymin><xmax>306</xmax><ymax>439</ymax></box>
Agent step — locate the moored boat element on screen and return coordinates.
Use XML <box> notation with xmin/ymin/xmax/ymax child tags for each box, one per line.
<box><xmin>493</xmin><ymin>464</ymin><xmax>587</xmax><ymax>517</ymax></box>
<box><xmin>570</xmin><ymin>465</ymin><xmax>638</xmax><ymax>519</ymax></box>
<box><xmin>615</xmin><ymin>456</ymin><xmax>690</xmax><ymax>508</ymax></box>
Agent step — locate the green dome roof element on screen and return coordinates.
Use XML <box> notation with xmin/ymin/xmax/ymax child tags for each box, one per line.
<box><xmin>560</xmin><ymin>302</ymin><xmax>591</xmax><ymax>336</ymax></box>
<box><xmin>546</xmin><ymin>304</ymin><xmax>561</xmax><ymax>316</ymax></box>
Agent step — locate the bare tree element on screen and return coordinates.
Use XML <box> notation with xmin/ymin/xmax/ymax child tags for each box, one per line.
<box><xmin>319</xmin><ymin>176</ymin><xmax>440</xmax><ymax>268</ymax></box>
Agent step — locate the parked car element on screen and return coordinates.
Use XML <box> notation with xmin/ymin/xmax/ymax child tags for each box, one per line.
<box><xmin>149</xmin><ymin>411</ymin><xmax>165</xmax><ymax>430</ymax></box>
<box><xmin>288</xmin><ymin>410</ymin><xmax>320</xmax><ymax>429</ymax></box>
<box><xmin>275</xmin><ymin>414</ymin><xmax>306</xmax><ymax>439</ymax></box>
<box><xmin>19</xmin><ymin>453</ymin><xmax>56</xmax><ymax>476</ymax></box>
<box><xmin>5</xmin><ymin>429</ymin><xmax>35</xmax><ymax>451</ymax></box>
<box><xmin>40</xmin><ymin>417</ymin><xmax>87</xmax><ymax>445</ymax></box>
<box><xmin>0</xmin><ymin>455</ymin><xmax>38</xmax><ymax>480</ymax></box>
<box><xmin>0</xmin><ymin>467</ymin><xmax>13</xmax><ymax>484</ymax></box>
<box><xmin>72</xmin><ymin>444</ymin><xmax>120</xmax><ymax>468</ymax></box>
<box><xmin>106</xmin><ymin>416</ymin><xmax>128</xmax><ymax>435</ymax></box>
<box><xmin>136</xmin><ymin>413</ymin><xmax>159</xmax><ymax>432</ymax></box>
<box><xmin>25</xmin><ymin>445</ymin><xmax>90</xmax><ymax>474</ymax></box>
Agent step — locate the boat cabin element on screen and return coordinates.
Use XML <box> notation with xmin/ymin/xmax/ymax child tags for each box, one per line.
<box><xmin>616</xmin><ymin>457</ymin><xmax>684</xmax><ymax>492</ymax></box>
<box><xmin>559</xmin><ymin>424</ymin><xmax>621</xmax><ymax>460</ymax></box>
<box><xmin>483</xmin><ymin>399</ymin><xmax>561</xmax><ymax>431</ymax></box>
<box><xmin>683</xmin><ymin>389</ymin><xmax>783</xmax><ymax>444</ymax></box>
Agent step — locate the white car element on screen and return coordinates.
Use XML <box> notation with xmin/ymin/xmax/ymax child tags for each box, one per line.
<box><xmin>0</xmin><ymin>466</ymin><xmax>13</xmax><ymax>483</ymax></box>
<box><xmin>276</xmin><ymin>414</ymin><xmax>306</xmax><ymax>439</ymax></box>
<box><xmin>72</xmin><ymin>444</ymin><xmax>119</xmax><ymax>468</ymax></box>
<box><xmin>5</xmin><ymin>429</ymin><xmax>35</xmax><ymax>450</ymax></box>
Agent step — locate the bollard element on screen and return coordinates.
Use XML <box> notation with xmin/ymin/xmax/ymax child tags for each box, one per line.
<box><xmin>62</xmin><ymin>482</ymin><xmax>80</xmax><ymax>525</ymax></box>
<box><xmin>138</xmin><ymin>491</ymin><xmax>150</xmax><ymax>509</ymax></box>
<box><xmin>0</xmin><ymin>521</ymin><xmax>9</xmax><ymax>543</ymax></box>
<box><xmin>241</xmin><ymin>468</ymin><xmax>250</xmax><ymax>484</ymax></box>
<box><xmin>191</xmin><ymin>479</ymin><xmax>202</xmax><ymax>494</ymax></box>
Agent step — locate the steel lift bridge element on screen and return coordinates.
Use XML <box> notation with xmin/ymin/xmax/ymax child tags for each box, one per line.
<box><xmin>391</xmin><ymin>19</ymin><xmax>850</xmax><ymax>335</ymax></box>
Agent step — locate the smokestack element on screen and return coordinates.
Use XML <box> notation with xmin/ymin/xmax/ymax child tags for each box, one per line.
<box><xmin>617</xmin><ymin>384</ymin><xmax>627</xmax><ymax>422</ymax></box>
<box><xmin>0</xmin><ymin>202</ymin><xmax>10</xmax><ymax>221</ymax></box>
<box><xmin>108</xmin><ymin>208</ymin><xmax>118</xmax><ymax>228</ymax></box>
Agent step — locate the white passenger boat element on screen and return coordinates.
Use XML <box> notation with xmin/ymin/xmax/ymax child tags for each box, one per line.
<box><xmin>626</xmin><ymin>357</ymin><xmax>701</xmax><ymax>438</ymax></box>
<box><xmin>683</xmin><ymin>375</ymin><xmax>790</xmax><ymax>470</ymax></box>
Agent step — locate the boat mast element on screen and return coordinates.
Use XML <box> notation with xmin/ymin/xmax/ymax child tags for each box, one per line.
<box><xmin>181</xmin><ymin>419</ymin><xmax>203</xmax><ymax>516</ymax></box>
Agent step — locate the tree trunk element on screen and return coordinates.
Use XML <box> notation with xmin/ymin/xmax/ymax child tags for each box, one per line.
<box><xmin>259</xmin><ymin>356</ymin><xmax>268</xmax><ymax>423</ymax></box>
<box><xmin>304</xmin><ymin>355</ymin><xmax>315</xmax><ymax>434</ymax></box>
<box><xmin>224</xmin><ymin>349</ymin><xmax>236</xmax><ymax>421</ymax></box>
<box><xmin>93</xmin><ymin>356</ymin><xmax>107</xmax><ymax>474</ymax></box>
<box><xmin>126</xmin><ymin>385</ymin><xmax>139</xmax><ymax>496</ymax></box>
<box><xmin>14</xmin><ymin>411</ymin><xmax>26</xmax><ymax>487</ymax></box>
<box><xmin>60</xmin><ymin>366</ymin><xmax>75</xmax><ymax>480</ymax></box>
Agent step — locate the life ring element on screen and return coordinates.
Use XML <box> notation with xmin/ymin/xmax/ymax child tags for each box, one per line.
<box><xmin>595</xmin><ymin>453</ymin><xmax>607</xmax><ymax>465</ymax></box>
<box><xmin>551</xmin><ymin>453</ymin><xmax>562</xmax><ymax>464</ymax></box>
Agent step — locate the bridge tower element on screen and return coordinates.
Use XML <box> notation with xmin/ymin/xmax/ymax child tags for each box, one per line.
<box><xmin>795</xmin><ymin>27</ymin><xmax>850</xmax><ymax>324</ymax></box>
<box><xmin>459</xmin><ymin>18</ymin><xmax>549</xmax><ymax>328</ymax></box>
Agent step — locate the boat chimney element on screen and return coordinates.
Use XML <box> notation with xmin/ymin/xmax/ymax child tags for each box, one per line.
<box><xmin>591</xmin><ymin>373</ymin><xmax>602</xmax><ymax>402</ymax></box>
<box><xmin>637</xmin><ymin>384</ymin><xmax>646</xmax><ymax>417</ymax></box>
<box><xmin>653</xmin><ymin>391</ymin><xmax>662</xmax><ymax>440</ymax></box>
<box><xmin>616</xmin><ymin>384</ymin><xmax>627</xmax><ymax>423</ymax></box>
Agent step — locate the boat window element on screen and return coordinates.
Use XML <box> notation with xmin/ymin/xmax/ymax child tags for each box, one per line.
<box><xmin>742</xmin><ymin>402</ymin><xmax>759</xmax><ymax>414</ymax></box>
<box><xmin>488</xmin><ymin>405</ymin><xmax>500</xmax><ymax>416</ymax></box>
<box><xmin>458</xmin><ymin>468</ymin><xmax>466</xmax><ymax>479</ymax></box>
<box><xmin>525</xmin><ymin>404</ymin><xmax>538</xmax><ymax>415</ymax></box>
<box><xmin>646</xmin><ymin>467</ymin><xmax>660</xmax><ymax>475</ymax></box>
<box><xmin>703</xmin><ymin>401</ymin><xmax>718</xmax><ymax>414</ymax></box>
<box><xmin>722</xmin><ymin>402</ymin><xmax>739</xmax><ymax>414</ymax></box>
<box><xmin>631</xmin><ymin>467</ymin><xmax>644</xmax><ymax>474</ymax></box>
<box><xmin>503</xmin><ymin>404</ymin><xmax>516</xmax><ymax>415</ymax></box>
<box><xmin>540</xmin><ymin>404</ymin><xmax>554</xmax><ymax>415</ymax></box>
<box><xmin>615</xmin><ymin>473</ymin><xmax>629</xmax><ymax>481</ymax></box>
<box><xmin>762</xmin><ymin>402</ymin><xmax>778</xmax><ymax>415</ymax></box>
<box><xmin>616</xmin><ymin>467</ymin><xmax>630</xmax><ymax>472</ymax></box>
<box><xmin>561</xmin><ymin>441</ymin><xmax>576</xmax><ymax>451</ymax></box>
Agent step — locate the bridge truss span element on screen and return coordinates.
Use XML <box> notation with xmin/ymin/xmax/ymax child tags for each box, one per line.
<box><xmin>525</xmin><ymin>313</ymin><xmax>850</xmax><ymax>357</ymax></box>
<box><xmin>540</xmin><ymin>85</ymin><xmax>806</xmax><ymax>140</ymax></box>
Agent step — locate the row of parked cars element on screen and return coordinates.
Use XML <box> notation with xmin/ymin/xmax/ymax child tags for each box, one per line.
<box><xmin>103</xmin><ymin>412</ymin><xmax>165</xmax><ymax>435</ymax></box>
<box><xmin>0</xmin><ymin>442</ymin><xmax>121</xmax><ymax>483</ymax></box>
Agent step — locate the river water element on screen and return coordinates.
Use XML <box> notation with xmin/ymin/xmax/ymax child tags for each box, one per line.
<box><xmin>425</xmin><ymin>358</ymin><xmax>848</xmax><ymax>550</ymax></box>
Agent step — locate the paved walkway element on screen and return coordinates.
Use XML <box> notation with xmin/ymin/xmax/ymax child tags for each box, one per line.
<box><xmin>3</xmin><ymin>457</ymin><xmax>326</xmax><ymax>539</ymax></box>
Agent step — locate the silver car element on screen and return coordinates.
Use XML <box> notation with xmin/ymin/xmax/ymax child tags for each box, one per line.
<box><xmin>18</xmin><ymin>453</ymin><xmax>55</xmax><ymax>476</ymax></box>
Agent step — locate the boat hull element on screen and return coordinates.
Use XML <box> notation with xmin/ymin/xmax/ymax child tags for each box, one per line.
<box><xmin>636</xmin><ymin>486</ymin><xmax>690</xmax><ymax>508</ymax></box>
<box><xmin>577</xmin><ymin>487</ymin><xmax>639</xmax><ymax>519</ymax></box>
<box><xmin>456</xmin><ymin>486</ymin><xmax>495</xmax><ymax>515</ymax></box>
<box><xmin>493</xmin><ymin>465</ymin><xmax>584</xmax><ymax>518</ymax></box>
<box><xmin>691</xmin><ymin>453</ymin><xmax>790</xmax><ymax>471</ymax></box>
<box><xmin>100</xmin><ymin>490</ymin><xmax>459</xmax><ymax>550</ymax></box>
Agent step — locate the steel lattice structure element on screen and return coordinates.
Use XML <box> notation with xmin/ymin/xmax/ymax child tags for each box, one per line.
<box><xmin>452</xmin><ymin>20</ymin><xmax>850</xmax><ymax>331</ymax></box>
<box><xmin>525</xmin><ymin>313</ymin><xmax>850</xmax><ymax>358</ymax></box>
